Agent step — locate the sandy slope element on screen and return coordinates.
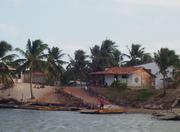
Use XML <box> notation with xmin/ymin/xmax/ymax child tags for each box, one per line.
<box><xmin>0</xmin><ymin>83</ymin><xmax>55</xmax><ymax>101</ymax></box>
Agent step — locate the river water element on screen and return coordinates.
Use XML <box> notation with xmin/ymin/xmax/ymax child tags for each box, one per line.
<box><xmin>0</xmin><ymin>109</ymin><xmax>179</xmax><ymax>132</ymax></box>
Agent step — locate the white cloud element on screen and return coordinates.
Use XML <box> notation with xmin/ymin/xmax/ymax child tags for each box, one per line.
<box><xmin>0</xmin><ymin>23</ymin><xmax>19</xmax><ymax>37</ymax></box>
<box><xmin>113</xmin><ymin>0</ymin><xmax>180</xmax><ymax>8</ymax></box>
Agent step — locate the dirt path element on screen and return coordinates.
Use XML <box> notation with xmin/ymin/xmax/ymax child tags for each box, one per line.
<box><xmin>63</xmin><ymin>87</ymin><xmax>110</xmax><ymax>105</ymax></box>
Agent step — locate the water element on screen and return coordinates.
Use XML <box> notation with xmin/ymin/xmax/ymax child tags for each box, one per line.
<box><xmin>0</xmin><ymin>109</ymin><xmax>179</xmax><ymax>132</ymax></box>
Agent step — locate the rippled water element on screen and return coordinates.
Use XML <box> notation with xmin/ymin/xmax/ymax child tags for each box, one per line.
<box><xmin>0</xmin><ymin>109</ymin><xmax>180</xmax><ymax>132</ymax></box>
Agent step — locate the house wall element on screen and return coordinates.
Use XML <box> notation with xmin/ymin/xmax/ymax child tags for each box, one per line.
<box><xmin>23</xmin><ymin>73</ymin><xmax>46</xmax><ymax>84</ymax></box>
<box><xmin>136</xmin><ymin>62</ymin><xmax>173</xmax><ymax>89</ymax></box>
<box><xmin>13</xmin><ymin>73</ymin><xmax>24</xmax><ymax>83</ymax></box>
<box><xmin>104</xmin><ymin>69</ymin><xmax>154</xmax><ymax>89</ymax></box>
<box><xmin>104</xmin><ymin>74</ymin><xmax>141</xmax><ymax>87</ymax></box>
<box><xmin>129</xmin><ymin>74</ymin><xmax>142</xmax><ymax>87</ymax></box>
<box><xmin>104</xmin><ymin>75</ymin><xmax>114</xmax><ymax>86</ymax></box>
<box><xmin>133</xmin><ymin>69</ymin><xmax>155</xmax><ymax>88</ymax></box>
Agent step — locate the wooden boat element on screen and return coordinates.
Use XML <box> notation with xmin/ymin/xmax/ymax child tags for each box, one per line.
<box><xmin>152</xmin><ymin>112</ymin><xmax>180</xmax><ymax>120</ymax></box>
<box><xmin>80</xmin><ymin>108</ymin><xmax>126</xmax><ymax>114</ymax></box>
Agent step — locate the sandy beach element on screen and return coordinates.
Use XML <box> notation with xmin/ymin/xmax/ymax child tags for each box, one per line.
<box><xmin>0</xmin><ymin>83</ymin><xmax>57</xmax><ymax>102</ymax></box>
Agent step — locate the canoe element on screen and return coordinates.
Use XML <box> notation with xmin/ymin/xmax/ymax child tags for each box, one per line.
<box><xmin>80</xmin><ymin>108</ymin><xmax>126</xmax><ymax>114</ymax></box>
<box><xmin>152</xmin><ymin>112</ymin><xmax>180</xmax><ymax>120</ymax></box>
<box><xmin>157</xmin><ymin>115</ymin><xmax>180</xmax><ymax>120</ymax></box>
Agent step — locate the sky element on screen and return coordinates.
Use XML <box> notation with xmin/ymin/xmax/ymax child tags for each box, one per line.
<box><xmin>0</xmin><ymin>0</ymin><xmax>180</xmax><ymax>59</ymax></box>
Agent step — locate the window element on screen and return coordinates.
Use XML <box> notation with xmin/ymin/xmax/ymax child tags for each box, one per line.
<box><xmin>114</xmin><ymin>75</ymin><xmax>118</xmax><ymax>80</ymax></box>
<box><xmin>135</xmin><ymin>77</ymin><xmax>139</xmax><ymax>83</ymax></box>
<box><xmin>122</xmin><ymin>75</ymin><xmax>128</xmax><ymax>79</ymax></box>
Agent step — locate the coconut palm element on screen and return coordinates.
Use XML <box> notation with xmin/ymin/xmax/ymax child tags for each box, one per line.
<box><xmin>100</xmin><ymin>39</ymin><xmax>119</xmax><ymax>68</ymax></box>
<box><xmin>90</xmin><ymin>45</ymin><xmax>101</xmax><ymax>71</ymax></box>
<box><xmin>15</xmin><ymin>39</ymin><xmax>47</xmax><ymax>99</ymax></box>
<box><xmin>0</xmin><ymin>41</ymin><xmax>16</xmax><ymax>88</ymax></box>
<box><xmin>141</xmin><ymin>53</ymin><xmax>153</xmax><ymax>64</ymax></box>
<box><xmin>90</xmin><ymin>39</ymin><xmax>121</xmax><ymax>71</ymax></box>
<box><xmin>67</xmin><ymin>50</ymin><xmax>89</xmax><ymax>82</ymax></box>
<box><xmin>45</xmin><ymin>47</ymin><xmax>66</xmax><ymax>85</ymax></box>
<box><xmin>112</xmin><ymin>49</ymin><xmax>123</xmax><ymax>66</ymax></box>
<box><xmin>154</xmin><ymin>48</ymin><xmax>180</xmax><ymax>95</ymax></box>
<box><xmin>123</xmin><ymin>44</ymin><xmax>152</xmax><ymax>66</ymax></box>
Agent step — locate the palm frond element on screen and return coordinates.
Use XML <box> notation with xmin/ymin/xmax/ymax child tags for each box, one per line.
<box><xmin>15</xmin><ymin>48</ymin><xmax>27</xmax><ymax>57</ymax></box>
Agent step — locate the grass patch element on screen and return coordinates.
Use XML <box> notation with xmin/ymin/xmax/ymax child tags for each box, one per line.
<box><xmin>111</xmin><ymin>81</ymin><xmax>127</xmax><ymax>91</ymax></box>
<box><xmin>136</xmin><ymin>89</ymin><xmax>154</xmax><ymax>101</ymax></box>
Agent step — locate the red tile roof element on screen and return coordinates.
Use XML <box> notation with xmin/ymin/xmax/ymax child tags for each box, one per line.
<box><xmin>90</xmin><ymin>66</ymin><xmax>155</xmax><ymax>77</ymax></box>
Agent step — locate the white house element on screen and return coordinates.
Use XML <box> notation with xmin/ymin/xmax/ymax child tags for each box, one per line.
<box><xmin>136</xmin><ymin>62</ymin><xmax>174</xmax><ymax>89</ymax></box>
<box><xmin>91</xmin><ymin>67</ymin><xmax>155</xmax><ymax>89</ymax></box>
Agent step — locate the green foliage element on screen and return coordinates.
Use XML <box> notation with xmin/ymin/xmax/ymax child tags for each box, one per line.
<box><xmin>154</xmin><ymin>48</ymin><xmax>180</xmax><ymax>94</ymax></box>
<box><xmin>0</xmin><ymin>41</ymin><xmax>15</xmax><ymax>88</ymax></box>
<box><xmin>136</xmin><ymin>89</ymin><xmax>154</xmax><ymax>101</ymax></box>
<box><xmin>123</xmin><ymin>44</ymin><xmax>153</xmax><ymax>66</ymax></box>
<box><xmin>15</xmin><ymin>39</ymin><xmax>48</xmax><ymax>73</ymax></box>
<box><xmin>15</xmin><ymin>39</ymin><xmax>47</xmax><ymax>99</ymax></box>
<box><xmin>154</xmin><ymin>48</ymin><xmax>179</xmax><ymax>75</ymax></box>
<box><xmin>174</xmin><ymin>70</ymin><xmax>180</xmax><ymax>85</ymax></box>
<box><xmin>111</xmin><ymin>80</ymin><xmax>127</xmax><ymax>90</ymax></box>
<box><xmin>61</xmin><ymin>69</ymin><xmax>74</xmax><ymax>85</ymax></box>
<box><xmin>67</xmin><ymin>50</ymin><xmax>89</xmax><ymax>82</ymax></box>
<box><xmin>45</xmin><ymin>47</ymin><xmax>66</xmax><ymax>85</ymax></box>
<box><xmin>90</xmin><ymin>39</ymin><xmax>122</xmax><ymax>71</ymax></box>
<box><xmin>0</xmin><ymin>41</ymin><xmax>12</xmax><ymax>57</ymax></box>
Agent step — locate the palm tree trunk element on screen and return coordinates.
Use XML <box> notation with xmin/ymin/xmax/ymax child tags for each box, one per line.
<box><xmin>162</xmin><ymin>75</ymin><xmax>166</xmax><ymax>96</ymax></box>
<box><xmin>30</xmin><ymin>69</ymin><xmax>34</xmax><ymax>99</ymax></box>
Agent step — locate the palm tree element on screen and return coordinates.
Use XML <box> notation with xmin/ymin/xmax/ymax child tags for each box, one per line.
<box><xmin>123</xmin><ymin>44</ymin><xmax>152</xmax><ymax>66</ymax></box>
<box><xmin>141</xmin><ymin>53</ymin><xmax>153</xmax><ymax>64</ymax></box>
<box><xmin>100</xmin><ymin>39</ymin><xmax>119</xmax><ymax>68</ymax></box>
<box><xmin>15</xmin><ymin>39</ymin><xmax>47</xmax><ymax>99</ymax></box>
<box><xmin>154</xmin><ymin>48</ymin><xmax>180</xmax><ymax>95</ymax></box>
<box><xmin>67</xmin><ymin>50</ymin><xmax>89</xmax><ymax>82</ymax></box>
<box><xmin>0</xmin><ymin>41</ymin><xmax>16</xmax><ymax>88</ymax></box>
<box><xmin>90</xmin><ymin>45</ymin><xmax>101</xmax><ymax>71</ymax></box>
<box><xmin>45</xmin><ymin>47</ymin><xmax>66</xmax><ymax>85</ymax></box>
<box><xmin>112</xmin><ymin>49</ymin><xmax>123</xmax><ymax>66</ymax></box>
<box><xmin>90</xmin><ymin>39</ymin><xmax>121</xmax><ymax>71</ymax></box>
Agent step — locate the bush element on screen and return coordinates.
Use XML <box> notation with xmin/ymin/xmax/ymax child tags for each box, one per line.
<box><xmin>136</xmin><ymin>89</ymin><xmax>154</xmax><ymax>101</ymax></box>
<box><xmin>111</xmin><ymin>80</ymin><xmax>127</xmax><ymax>90</ymax></box>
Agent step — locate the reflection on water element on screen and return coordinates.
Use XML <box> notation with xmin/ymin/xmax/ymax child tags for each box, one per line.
<box><xmin>0</xmin><ymin>109</ymin><xmax>179</xmax><ymax>132</ymax></box>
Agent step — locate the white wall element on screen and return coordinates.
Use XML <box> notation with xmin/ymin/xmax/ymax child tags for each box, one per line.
<box><xmin>129</xmin><ymin>74</ymin><xmax>141</xmax><ymax>87</ymax></box>
<box><xmin>104</xmin><ymin>75</ymin><xmax>114</xmax><ymax>86</ymax></box>
<box><xmin>136</xmin><ymin>62</ymin><xmax>174</xmax><ymax>89</ymax></box>
<box><xmin>104</xmin><ymin>74</ymin><xmax>142</xmax><ymax>87</ymax></box>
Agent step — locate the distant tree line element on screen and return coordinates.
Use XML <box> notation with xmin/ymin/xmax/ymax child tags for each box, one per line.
<box><xmin>0</xmin><ymin>39</ymin><xmax>180</xmax><ymax>98</ymax></box>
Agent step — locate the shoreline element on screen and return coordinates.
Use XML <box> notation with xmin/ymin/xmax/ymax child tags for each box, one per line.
<box><xmin>0</xmin><ymin>103</ymin><xmax>177</xmax><ymax>114</ymax></box>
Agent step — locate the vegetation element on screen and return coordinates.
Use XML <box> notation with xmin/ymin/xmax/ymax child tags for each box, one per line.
<box><xmin>15</xmin><ymin>39</ymin><xmax>48</xmax><ymax>99</ymax></box>
<box><xmin>45</xmin><ymin>47</ymin><xmax>66</xmax><ymax>85</ymax></box>
<box><xmin>67</xmin><ymin>50</ymin><xmax>89</xmax><ymax>82</ymax></box>
<box><xmin>91</xmin><ymin>87</ymin><xmax>160</xmax><ymax>107</ymax></box>
<box><xmin>123</xmin><ymin>44</ymin><xmax>153</xmax><ymax>66</ymax></box>
<box><xmin>136</xmin><ymin>89</ymin><xmax>154</xmax><ymax>101</ymax></box>
<box><xmin>0</xmin><ymin>38</ymin><xmax>179</xmax><ymax>100</ymax></box>
<box><xmin>0</xmin><ymin>41</ymin><xmax>16</xmax><ymax>88</ymax></box>
<box><xmin>111</xmin><ymin>80</ymin><xmax>127</xmax><ymax>91</ymax></box>
<box><xmin>154</xmin><ymin>48</ymin><xmax>180</xmax><ymax>95</ymax></box>
<box><xmin>90</xmin><ymin>39</ymin><xmax>122</xmax><ymax>71</ymax></box>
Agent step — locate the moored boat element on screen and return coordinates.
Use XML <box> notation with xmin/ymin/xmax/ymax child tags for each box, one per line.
<box><xmin>152</xmin><ymin>112</ymin><xmax>180</xmax><ymax>120</ymax></box>
<box><xmin>80</xmin><ymin>108</ymin><xmax>126</xmax><ymax>114</ymax></box>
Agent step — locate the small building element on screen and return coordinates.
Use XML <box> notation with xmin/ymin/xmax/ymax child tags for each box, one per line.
<box><xmin>136</xmin><ymin>62</ymin><xmax>174</xmax><ymax>89</ymax></box>
<box><xmin>23</xmin><ymin>72</ymin><xmax>46</xmax><ymax>84</ymax></box>
<box><xmin>91</xmin><ymin>67</ymin><xmax>155</xmax><ymax>89</ymax></box>
<box><xmin>6</xmin><ymin>67</ymin><xmax>23</xmax><ymax>83</ymax></box>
